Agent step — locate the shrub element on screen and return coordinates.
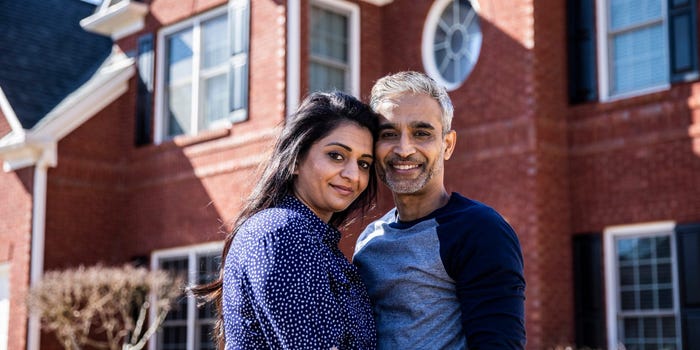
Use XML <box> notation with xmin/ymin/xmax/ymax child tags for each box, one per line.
<box><xmin>27</xmin><ymin>264</ymin><xmax>183</xmax><ymax>350</ymax></box>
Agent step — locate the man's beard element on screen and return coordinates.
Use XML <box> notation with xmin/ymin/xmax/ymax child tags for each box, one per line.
<box><xmin>378</xmin><ymin>152</ymin><xmax>443</xmax><ymax>194</ymax></box>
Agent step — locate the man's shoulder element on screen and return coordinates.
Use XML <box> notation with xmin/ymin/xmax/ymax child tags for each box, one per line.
<box><xmin>440</xmin><ymin>192</ymin><xmax>505</xmax><ymax>223</ymax></box>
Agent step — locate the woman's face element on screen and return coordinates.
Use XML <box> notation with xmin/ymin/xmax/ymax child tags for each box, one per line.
<box><xmin>293</xmin><ymin>122</ymin><xmax>374</xmax><ymax>222</ymax></box>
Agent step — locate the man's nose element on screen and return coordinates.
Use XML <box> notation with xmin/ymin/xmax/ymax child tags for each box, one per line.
<box><xmin>394</xmin><ymin>134</ymin><xmax>416</xmax><ymax>158</ymax></box>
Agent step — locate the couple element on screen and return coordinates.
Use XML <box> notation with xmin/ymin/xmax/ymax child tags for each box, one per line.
<box><xmin>195</xmin><ymin>71</ymin><xmax>526</xmax><ymax>349</ymax></box>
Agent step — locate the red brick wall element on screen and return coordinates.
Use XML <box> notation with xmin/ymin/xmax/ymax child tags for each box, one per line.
<box><xmin>570</xmin><ymin>87</ymin><xmax>700</xmax><ymax>232</ymax></box>
<box><xmin>0</xmin><ymin>167</ymin><xmax>32</xmax><ymax>350</ymax></box>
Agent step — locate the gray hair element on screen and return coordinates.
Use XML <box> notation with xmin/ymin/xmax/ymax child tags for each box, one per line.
<box><xmin>369</xmin><ymin>71</ymin><xmax>454</xmax><ymax>133</ymax></box>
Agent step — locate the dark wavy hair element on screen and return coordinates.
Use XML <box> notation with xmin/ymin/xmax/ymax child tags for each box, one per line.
<box><xmin>191</xmin><ymin>91</ymin><xmax>380</xmax><ymax>348</ymax></box>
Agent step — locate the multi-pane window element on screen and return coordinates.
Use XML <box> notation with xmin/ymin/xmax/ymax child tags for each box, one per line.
<box><xmin>157</xmin><ymin>2</ymin><xmax>249</xmax><ymax>142</ymax></box>
<box><xmin>152</xmin><ymin>244</ymin><xmax>222</xmax><ymax>350</ymax></box>
<box><xmin>309</xmin><ymin>0</ymin><xmax>358</xmax><ymax>95</ymax></box>
<box><xmin>605</xmin><ymin>223</ymin><xmax>682</xmax><ymax>350</ymax></box>
<box><xmin>603</xmin><ymin>0</ymin><xmax>669</xmax><ymax>97</ymax></box>
<box><xmin>422</xmin><ymin>0</ymin><xmax>482</xmax><ymax>91</ymax></box>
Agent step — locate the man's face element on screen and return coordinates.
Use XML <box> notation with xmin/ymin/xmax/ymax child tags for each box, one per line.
<box><xmin>374</xmin><ymin>92</ymin><xmax>456</xmax><ymax>195</ymax></box>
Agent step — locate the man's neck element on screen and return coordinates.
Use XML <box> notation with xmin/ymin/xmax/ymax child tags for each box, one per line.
<box><xmin>393</xmin><ymin>188</ymin><xmax>451</xmax><ymax>222</ymax></box>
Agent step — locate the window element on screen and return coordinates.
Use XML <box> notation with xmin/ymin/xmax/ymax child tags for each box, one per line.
<box><xmin>155</xmin><ymin>1</ymin><xmax>249</xmax><ymax>143</ymax></box>
<box><xmin>151</xmin><ymin>243</ymin><xmax>222</xmax><ymax>350</ymax></box>
<box><xmin>594</xmin><ymin>0</ymin><xmax>698</xmax><ymax>101</ymax></box>
<box><xmin>0</xmin><ymin>264</ymin><xmax>8</xmax><ymax>350</ymax></box>
<box><xmin>604</xmin><ymin>222</ymin><xmax>682</xmax><ymax>350</ymax></box>
<box><xmin>308</xmin><ymin>0</ymin><xmax>359</xmax><ymax>95</ymax></box>
<box><xmin>422</xmin><ymin>0</ymin><xmax>482</xmax><ymax>91</ymax></box>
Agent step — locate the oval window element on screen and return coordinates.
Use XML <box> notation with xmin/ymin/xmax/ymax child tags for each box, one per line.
<box><xmin>422</xmin><ymin>0</ymin><xmax>482</xmax><ymax>91</ymax></box>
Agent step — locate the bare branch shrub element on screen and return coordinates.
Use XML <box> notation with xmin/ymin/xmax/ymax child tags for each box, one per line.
<box><xmin>27</xmin><ymin>264</ymin><xmax>183</xmax><ymax>350</ymax></box>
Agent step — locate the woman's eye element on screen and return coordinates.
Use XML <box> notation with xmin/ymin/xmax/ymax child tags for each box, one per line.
<box><xmin>358</xmin><ymin>161</ymin><xmax>371</xmax><ymax>170</ymax></box>
<box><xmin>328</xmin><ymin>152</ymin><xmax>343</xmax><ymax>161</ymax></box>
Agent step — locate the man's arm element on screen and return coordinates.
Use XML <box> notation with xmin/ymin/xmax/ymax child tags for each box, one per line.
<box><xmin>440</xmin><ymin>206</ymin><xmax>527</xmax><ymax>349</ymax></box>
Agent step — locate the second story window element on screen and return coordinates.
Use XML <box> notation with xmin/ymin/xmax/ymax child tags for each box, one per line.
<box><xmin>593</xmin><ymin>0</ymin><xmax>698</xmax><ymax>101</ymax></box>
<box><xmin>308</xmin><ymin>0</ymin><xmax>359</xmax><ymax>95</ymax></box>
<box><xmin>156</xmin><ymin>1</ymin><xmax>249</xmax><ymax>142</ymax></box>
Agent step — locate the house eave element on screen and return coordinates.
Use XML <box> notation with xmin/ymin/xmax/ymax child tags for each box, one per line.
<box><xmin>0</xmin><ymin>50</ymin><xmax>135</xmax><ymax>172</ymax></box>
<box><xmin>80</xmin><ymin>0</ymin><xmax>149</xmax><ymax>40</ymax></box>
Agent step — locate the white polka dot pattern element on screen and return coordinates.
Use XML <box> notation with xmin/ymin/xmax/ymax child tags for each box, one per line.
<box><xmin>222</xmin><ymin>195</ymin><xmax>377</xmax><ymax>349</ymax></box>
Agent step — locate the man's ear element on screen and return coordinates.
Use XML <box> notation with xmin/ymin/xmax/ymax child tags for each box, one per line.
<box><xmin>443</xmin><ymin>130</ymin><xmax>456</xmax><ymax>160</ymax></box>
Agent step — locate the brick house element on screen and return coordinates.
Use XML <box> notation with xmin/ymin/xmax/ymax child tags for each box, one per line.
<box><xmin>1</xmin><ymin>0</ymin><xmax>699</xmax><ymax>349</ymax></box>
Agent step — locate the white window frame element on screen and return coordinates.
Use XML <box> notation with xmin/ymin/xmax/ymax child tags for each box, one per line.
<box><xmin>0</xmin><ymin>263</ymin><xmax>9</xmax><ymax>350</ymax></box>
<box><xmin>596</xmin><ymin>0</ymin><xmax>671</xmax><ymax>102</ymax></box>
<box><xmin>307</xmin><ymin>0</ymin><xmax>360</xmax><ymax>97</ymax></box>
<box><xmin>604</xmin><ymin>221</ymin><xmax>682</xmax><ymax>350</ymax></box>
<box><xmin>149</xmin><ymin>241</ymin><xmax>223</xmax><ymax>350</ymax></box>
<box><xmin>421</xmin><ymin>0</ymin><xmax>483</xmax><ymax>91</ymax></box>
<box><xmin>154</xmin><ymin>5</ymin><xmax>248</xmax><ymax>143</ymax></box>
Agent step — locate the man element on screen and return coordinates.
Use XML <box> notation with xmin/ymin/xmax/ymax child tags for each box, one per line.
<box><xmin>353</xmin><ymin>71</ymin><xmax>526</xmax><ymax>349</ymax></box>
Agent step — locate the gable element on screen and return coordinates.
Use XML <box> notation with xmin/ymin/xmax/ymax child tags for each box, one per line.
<box><xmin>0</xmin><ymin>0</ymin><xmax>112</xmax><ymax>130</ymax></box>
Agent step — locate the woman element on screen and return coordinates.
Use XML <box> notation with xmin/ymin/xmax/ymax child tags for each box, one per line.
<box><xmin>193</xmin><ymin>91</ymin><xmax>379</xmax><ymax>349</ymax></box>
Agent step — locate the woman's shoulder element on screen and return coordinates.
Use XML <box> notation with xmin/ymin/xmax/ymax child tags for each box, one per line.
<box><xmin>238</xmin><ymin>206</ymin><xmax>308</xmax><ymax>238</ymax></box>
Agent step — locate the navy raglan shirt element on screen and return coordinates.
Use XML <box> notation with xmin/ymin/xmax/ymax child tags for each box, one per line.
<box><xmin>223</xmin><ymin>195</ymin><xmax>377</xmax><ymax>349</ymax></box>
<box><xmin>353</xmin><ymin>192</ymin><xmax>526</xmax><ymax>350</ymax></box>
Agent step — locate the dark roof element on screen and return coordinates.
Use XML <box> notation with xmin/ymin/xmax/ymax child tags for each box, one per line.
<box><xmin>0</xmin><ymin>0</ymin><xmax>113</xmax><ymax>129</ymax></box>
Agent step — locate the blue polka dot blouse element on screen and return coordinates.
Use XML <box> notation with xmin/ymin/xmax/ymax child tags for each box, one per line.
<box><xmin>222</xmin><ymin>195</ymin><xmax>377</xmax><ymax>349</ymax></box>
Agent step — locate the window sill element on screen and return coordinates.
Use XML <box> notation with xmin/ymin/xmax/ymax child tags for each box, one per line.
<box><xmin>171</xmin><ymin>127</ymin><xmax>232</xmax><ymax>148</ymax></box>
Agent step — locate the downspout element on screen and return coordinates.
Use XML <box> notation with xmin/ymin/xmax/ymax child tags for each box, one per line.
<box><xmin>26</xmin><ymin>143</ymin><xmax>55</xmax><ymax>350</ymax></box>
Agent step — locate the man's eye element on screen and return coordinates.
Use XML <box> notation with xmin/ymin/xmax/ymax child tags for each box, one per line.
<box><xmin>380</xmin><ymin>131</ymin><xmax>397</xmax><ymax>138</ymax></box>
<box><xmin>415</xmin><ymin>131</ymin><xmax>431</xmax><ymax>137</ymax></box>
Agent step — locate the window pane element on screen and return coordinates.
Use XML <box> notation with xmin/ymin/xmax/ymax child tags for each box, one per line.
<box><xmin>168</xmin><ymin>84</ymin><xmax>192</xmax><ymax>136</ymax></box>
<box><xmin>655</xmin><ymin>236</ymin><xmax>670</xmax><ymax>258</ymax></box>
<box><xmin>231</xmin><ymin>3</ymin><xmax>249</xmax><ymax>55</ymax></box>
<box><xmin>230</xmin><ymin>61</ymin><xmax>248</xmax><ymax>115</ymax></box>
<box><xmin>621</xmin><ymin>290</ymin><xmax>637</xmax><ymax>310</ymax></box>
<box><xmin>203</xmin><ymin>74</ymin><xmax>228</xmax><ymax>125</ymax></box>
<box><xmin>657</xmin><ymin>263</ymin><xmax>671</xmax><ymax>283</ymax></box>
<box><xmin>160</xmin><ymin>258</ymin><xmax>188</xmax><ymax>321</ymax></box>
<box><xmin>167</xmin><ymin>29</ymin><xmax>193</xmax><ymax>82</ymax></box>
<box><xmin>618</xmin><ymin>238</ymin><xmax>637</xmax><ymax>261</ymax></box>
<box><xmin>310</xmin><ymin>6</ymin><xmax>347</xmax><ymax>61</ymax></box>
<box><xmin>640</xmin><ymin>289</ymin><xmax>655</xmax><ymax>309</ymax></box>
<box><xmin>160</xmin><ymin>325</ymin><xmax>187</xmax><ymax>350</ymax></box>
<box><xmin>639</xmin><ymin>264</ymin><xmax>652</xmax><ymax>284</ymax></box>
<box><xmin>658</xmin><ymin>288</ymin><xmax>672</xmax><ymax>308</ymax></box>
<box><xmin>197</xmin><ymin>253</ymin><xmax>221</xmax><ymax>319</ymax></box>
<box><xmin>310</xmin><ymin>62</ymin><xmax>345</xmax><ymax>92</ymax></box>
<box><xmin>612</xmin><ymin>24</ymin><xmax>668</xmax><ymax>95</ymax></box>
<box><xmin>166</xmin><ymin>29</ymin><xmax>194</xmax><ymax>137</ymax></box>
<box><xmin>620</xmin><ymin>266</ymin><xmax>635</xmax><ymax>286</ymax></box>
<box><xmin>610</xmin><ymin>0</ymin><xmax>662</xmax><ymax>30</ymax></box>
<box><xmin>202</xmin><ymin>15</ymin><xmax>228</xmax><ymax>69</ymax></box>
